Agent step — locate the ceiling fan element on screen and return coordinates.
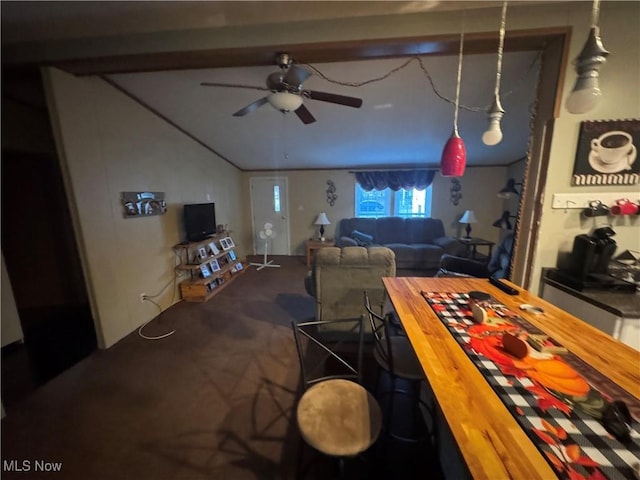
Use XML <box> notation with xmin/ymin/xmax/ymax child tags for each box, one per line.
<box><xmin>200</xmin><ymin>52</ymin><xmax>363</xmax><ymax>124</ymax></box>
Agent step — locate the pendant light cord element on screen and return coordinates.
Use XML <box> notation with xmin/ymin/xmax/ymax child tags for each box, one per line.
<box><xmin>494</xmin><ymin>2</ymin><xmax>508</xmax><ymax>97</ymax></box>
<box><xmin>591</xmin><ymin>0</ymin><xmax>600</xmax><ymax>27</ymax></box>
<box><xmin>453</xmin><ymin>30</ymin><xmax>464</xmax><ymax>136</ymax></box>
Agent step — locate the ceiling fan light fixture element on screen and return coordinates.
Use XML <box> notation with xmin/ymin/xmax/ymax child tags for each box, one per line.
<box><xmin>267</xmin><ymin>92</ymin><xmax>303</xmax><ymax>112</ymax></box>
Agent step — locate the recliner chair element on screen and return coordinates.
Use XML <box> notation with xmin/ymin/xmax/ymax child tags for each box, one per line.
<box><xmin>436</xmin><ymin>232</ymin><xmax>515</xmax><ymax>279</ymax></box>
<box><xmin>304</xmin><ymin>246</ymin><xmax>396</xmax><ymax>340</ymax></box>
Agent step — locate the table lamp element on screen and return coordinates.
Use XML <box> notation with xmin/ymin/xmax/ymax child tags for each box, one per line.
<box><xmin>314</xmin><ymin>212</ymin><xmax>330</xmax><ymax>241</ymax></box>
<box><xmin>459</xmin><ymin>210</ymin><xmax>478</xmax><ymax>238</ymax></box>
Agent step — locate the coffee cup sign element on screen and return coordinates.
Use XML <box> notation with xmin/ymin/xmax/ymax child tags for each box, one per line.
<box><xmin>591</xmin><ymin>131</ymin><xmax>633</xmax><ymax>165</ymax></box>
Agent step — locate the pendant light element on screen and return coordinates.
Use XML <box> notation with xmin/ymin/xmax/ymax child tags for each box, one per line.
<box><xmin>482</xmin><ymin>2</ymin><xmax>508</xmax><ymax>146</ymax></box>
<box><xmin>440</xmin><ymin>30</ymin><xmax>467</xmax><ymax>177</ymax></box>
<box><xmin>565</xmin><ymin>0</ymin><xmax>609</xmax><ymax>114</ymax></box>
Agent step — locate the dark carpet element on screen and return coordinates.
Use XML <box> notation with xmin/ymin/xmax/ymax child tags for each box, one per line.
<box><xmin>1</xmin><ymin>256</ymin><xmax>442</xmax><ymax>479</ymax></box>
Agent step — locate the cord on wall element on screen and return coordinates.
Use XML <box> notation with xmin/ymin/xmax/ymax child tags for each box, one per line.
<box><xmin>137</xmin><ymin>250</ymin><xmax>181</xmax><ymax>340</ymax></box>
<box><xmin>138</xmin><ymin>297</ymin><xmax>175</xmax><ymax>340</ymax></box>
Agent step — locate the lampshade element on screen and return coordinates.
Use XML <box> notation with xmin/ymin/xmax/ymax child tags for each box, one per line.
<box><xmin>492</xmin><ymin>210</ymin><xmax>514</xmax><ymax>229</ymax></box>
<box><xmin>459</xmin><ymin>210</ymin><xmax>478</xmax><ymax>224</ymax></box>
<box><xmin>314</xmin><ymin>212</ymin><xmax>330</xmax><ymax>225</ymax></box>
<box><xmin>267</xmin><ymin>92</ymin><xmax>303</xmax><ymax>112</ymax></box>
<box><xmin>497</xmin><ymin>178</ymin><xmax>521</xmax><ymax>199</ymax></box>
<box><xmin>314</xmin><ymin>212</ymin><xmax>330</xmax><ymax>240</ymax></box>
<box><xmin>440</xmin><ymin>132</ymin><xmax>467</xmax><ymax>177</ymax></box>
<box><xmin>459</xmin><ymin>209</ymin><xmax>478</xmax><ymax>238</ymax></box>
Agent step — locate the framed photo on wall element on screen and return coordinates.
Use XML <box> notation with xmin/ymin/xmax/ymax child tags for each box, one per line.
<box><xmin>572</xmin><ymin>119</ymin><xmax>639</xmax><ymax>186</ymax></box>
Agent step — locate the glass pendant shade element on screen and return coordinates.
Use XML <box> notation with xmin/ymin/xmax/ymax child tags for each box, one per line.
<box><xmin>267</xmin><ymin>92</ymin><xmax>303</xmax><ymax>112</ymax></box>
<box><xmin>440</xmin><ymin>132</ymin><xmax>467</xmax><ymax>177</ymax></box>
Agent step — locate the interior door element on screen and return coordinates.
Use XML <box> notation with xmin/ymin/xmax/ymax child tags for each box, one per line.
<box><xmin>250</xmin><ymin>177</ymin><xmax>290</xmax><ymax>255</ymax></box>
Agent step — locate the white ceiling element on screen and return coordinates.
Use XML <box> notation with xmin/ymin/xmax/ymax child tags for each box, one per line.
<box><xmin>2</xmin><ymin>1</ymin><xmax>546</xmax><ymax>171</ymax></box>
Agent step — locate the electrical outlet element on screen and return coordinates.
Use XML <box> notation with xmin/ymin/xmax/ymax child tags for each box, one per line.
<box><xmin>140</xmin><ymin>293</ymin><xmax>146</xmax><ymax>303</ymax></box>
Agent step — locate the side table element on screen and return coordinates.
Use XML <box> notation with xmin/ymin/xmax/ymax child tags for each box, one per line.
<box><xmin>306</xmin><ymin>239</ymin><xmax>335</xmax><ymax>268</ymax></box>
<box><xmin>457</xmin><ymin>237</ymin><xmax>495</xmax><ymax>260</ymax></box>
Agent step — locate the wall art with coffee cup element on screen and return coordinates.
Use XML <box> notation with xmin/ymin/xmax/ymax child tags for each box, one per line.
<box><xmin>572</xmin><ymin>119</ymin><xmax>639</xmax><ymax>186</ymax></box>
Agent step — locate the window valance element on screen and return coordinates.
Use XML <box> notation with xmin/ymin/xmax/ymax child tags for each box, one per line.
<box><xmin>355</xmin><ymin>170</ymin><xmax>436</xmax><ymax>192</ymax></box>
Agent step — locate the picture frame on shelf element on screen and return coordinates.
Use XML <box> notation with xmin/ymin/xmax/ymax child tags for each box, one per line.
<box><xmin>199</xmin><ymin>264</ymin><xmax>211</xmax><ymax>278</ymax></box>
<box><xmin>210</xmin><ymin>259</ymin><xmax>221</xmax><ymax>272</ymax></box>
<box><xmin>227</xmin><ymin>250</ymin><xmax>236</xmax><ymax>261</ymax></box>
<box><xmin>208</xmin><ymin>242</ymin><xmax>219</xmax><ymax>255</ymax></box>
<box><xmin>235</xmin><ymin>262</ymin><xmax>243</xmax><ymax>271</ymax></box>
<box><xmin>198</xmin><ymin>247</ymin><xmax>208</xmax><ymax>260</ymax></box>
<box><xmin>220</xmin><ymin>236</ymin><xmax>234</xmax><ymax>250</ymax></box>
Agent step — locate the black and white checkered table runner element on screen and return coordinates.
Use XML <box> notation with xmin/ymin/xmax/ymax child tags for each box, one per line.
<box><xmin>422</xmin><ymin>291</ymin><xmax>640</xmax><ymax>480</ymax></box>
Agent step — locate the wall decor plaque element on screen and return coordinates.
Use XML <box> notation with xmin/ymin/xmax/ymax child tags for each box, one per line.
<box><xmin>121</xmin><ymin>192</ymin><xmax>167</xmax><ymax>217</ymax></box>
<box><xmin>572</xmin><ymin>119</ymin><xmax>639</xmax><ymax>186</ymax></box>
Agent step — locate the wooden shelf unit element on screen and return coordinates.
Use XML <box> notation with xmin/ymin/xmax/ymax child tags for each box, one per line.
<box><xmin>173</xmin><ymin>233</ymin><xmax>246</xmax><ymax>302</ymax></box>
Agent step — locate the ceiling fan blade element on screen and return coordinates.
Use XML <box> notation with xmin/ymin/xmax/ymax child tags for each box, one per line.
<box><xmin>201</xmin><ymin>82</ymin><xmax>269</xmax><ymax>92</ymax></box>
<box><xmin>283</xmin><ymin>65</ymin><xmax>311</xmax><ymax>88</ymax></box>
<box><xmin>233</xmin><ymin>97</ymin><xmax>269</xmax><ymax>117</ymax></box>
<box><xmin>294</xmin><ymin>104</ymin><xmax>316</xmax><ymax>124</ymax></box>
<box><xmin>304</xmin><ymin>90</ymin><xmax>363</xmax><ymax>108</ymax></box>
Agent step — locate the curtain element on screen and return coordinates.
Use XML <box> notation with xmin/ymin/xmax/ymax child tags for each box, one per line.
<box><xmin>355</xmin><ymin>170</ymin><xmax>436</xmax><ymax>192</ymax></box>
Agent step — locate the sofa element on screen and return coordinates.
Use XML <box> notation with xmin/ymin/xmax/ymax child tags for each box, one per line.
<box><xmin>335</xmin><ymin>217</ymin><xmax>465</xmax><ymax>270</ymax></box>
<box><xmin>304</xmin><ymin>246</ymin><xmax>396</xmax><ymax>340</ymax></box>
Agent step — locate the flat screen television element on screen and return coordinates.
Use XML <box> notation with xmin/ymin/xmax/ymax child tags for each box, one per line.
<box><xmin>183</xmin><ymin>203</ymin><xmax>216</xmax><ymax>242</ymax></box>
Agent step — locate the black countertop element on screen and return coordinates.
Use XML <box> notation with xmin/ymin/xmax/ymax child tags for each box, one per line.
<box><xmin>542</xmin><ymin>269</ymin><xmax>640</xmax><ymax>318</ymax></box>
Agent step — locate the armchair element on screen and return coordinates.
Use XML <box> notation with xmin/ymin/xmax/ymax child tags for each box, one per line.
<box><xmin>436</xmin><ymin>232</ymin><xmax>515</xmax><ymax>279</ymax></box>
<box><xmin>304</xmin><ymin>246</ymin><xmax>396</xmax><ymax>340</ymax></box>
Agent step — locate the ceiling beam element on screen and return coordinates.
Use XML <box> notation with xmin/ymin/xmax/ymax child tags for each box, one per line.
<box><xmin>49</xmin><ymin>27</ymin><xmax>568</xmax><ymax>76</ymax></box>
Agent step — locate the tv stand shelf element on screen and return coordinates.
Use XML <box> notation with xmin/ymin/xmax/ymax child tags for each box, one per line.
<box><xmin>173</xmin><ymin>232</ymin><xmax>245</xmax><ymax>303</ymax></box>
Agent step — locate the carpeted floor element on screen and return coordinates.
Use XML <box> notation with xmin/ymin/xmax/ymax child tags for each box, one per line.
<box><xmin>1</xmin><ymin>255</ymin><xmax>442</xmax><ymax>479</ymax></box>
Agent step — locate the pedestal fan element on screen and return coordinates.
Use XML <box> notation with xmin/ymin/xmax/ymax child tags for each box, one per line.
<box><xmin>249</xmin><ymin>222</ymin><xmax>280</xmax><ymax>270</ymax></box>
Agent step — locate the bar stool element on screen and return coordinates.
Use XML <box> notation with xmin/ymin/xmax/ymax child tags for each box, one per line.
<box><xmin>291</xmin><ymin>317</ymin><xmax>383</xmax><ymax>477</ymax></box>
<box><xmin>364</xmin><ymin>291</ymin><xmax>433</xmax><ymax>444</ymax></box>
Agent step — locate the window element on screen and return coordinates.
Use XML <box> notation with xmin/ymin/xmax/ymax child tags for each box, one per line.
<box><xmin>355</xmin><ymin>184</ymin><xmax>432</xmax><ymax>218</ymax></box>
<box><xmin>273</xmin><ymin>185</ymin><xmax>280</xmax><ymax>212</ymax></box>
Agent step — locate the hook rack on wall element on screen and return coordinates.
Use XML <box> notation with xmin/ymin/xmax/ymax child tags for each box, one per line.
<box><xmin>551</xmin><ymin>192</ymin><xmax>640</xmax><ymax>209</ymax></box>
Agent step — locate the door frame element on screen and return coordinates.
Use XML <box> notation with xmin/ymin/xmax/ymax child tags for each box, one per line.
<box><xmin>249</xmin><ymin>176</ymin><xmax>291</xmax><ymax>256</ymax></box>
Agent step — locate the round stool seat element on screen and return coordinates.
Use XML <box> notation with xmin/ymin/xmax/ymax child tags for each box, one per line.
<box><xmin>296</xmin><ymin>379</ymin><xmax>382</xmax><ymax>457</ymax></box>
